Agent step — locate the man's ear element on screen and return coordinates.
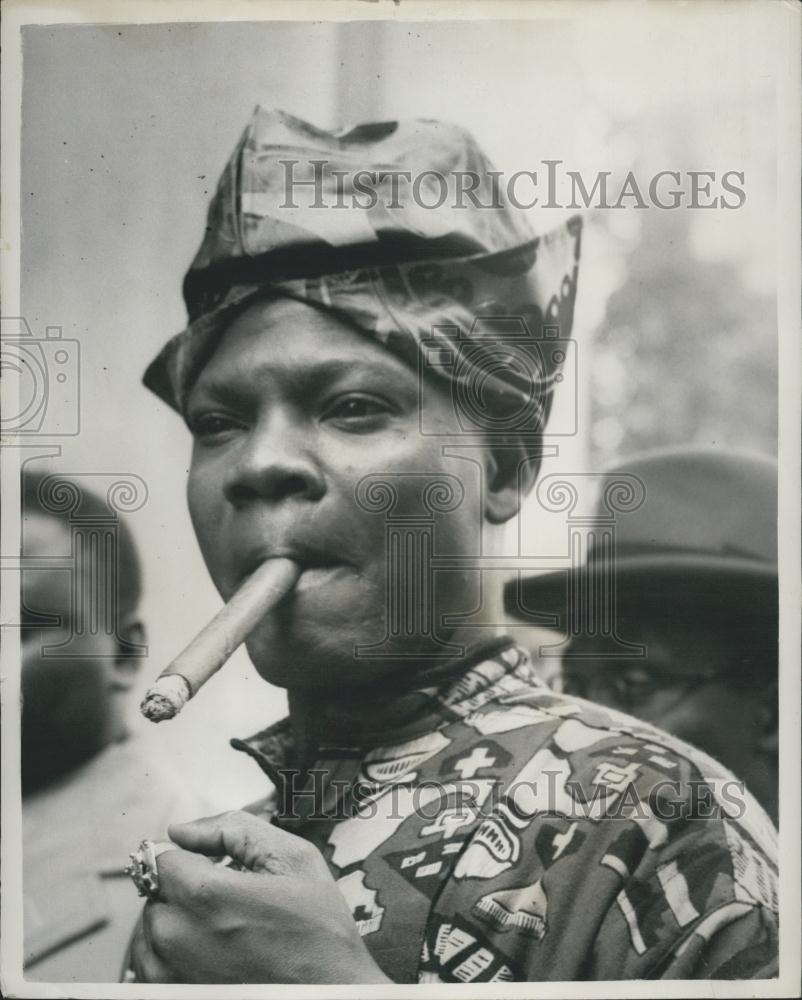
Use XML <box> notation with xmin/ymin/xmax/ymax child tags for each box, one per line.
<box><xmin>483</xmin><ymin>442</ymin><xmax>541</xmax><ymax>525</ymax></box>
<box><xmin>110</xmin><ymin>614</ymin><xmax>146</xmax><ymax>692</ymax></box>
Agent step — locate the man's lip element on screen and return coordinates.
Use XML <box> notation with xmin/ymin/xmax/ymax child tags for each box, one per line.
<box><xmin>294</xmin><ymin>564</ymin><xmax>353</xmax><ymax>593</ymax></box>
<box><xmin>238</xmin><ymin>549</ymin><xmax>351</xmax><ymax>586</ymax></box>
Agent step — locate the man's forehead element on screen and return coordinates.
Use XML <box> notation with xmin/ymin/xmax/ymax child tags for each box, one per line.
<box><xmin>192</xmin><ymin>296</ymin><xmax>415</xmax><ymax>391</ymax></box>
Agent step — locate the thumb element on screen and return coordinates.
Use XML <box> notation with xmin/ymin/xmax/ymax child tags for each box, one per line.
<box><xmin>168</xmin><ymin>810</ymin><xmax>322</xmax><ymax>877</ymax></box>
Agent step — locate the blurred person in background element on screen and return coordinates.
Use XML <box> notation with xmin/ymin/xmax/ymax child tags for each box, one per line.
<box><xmin>20</xmin><ymin>468</ymin><xmax>206</xmax><ymax>982</ymax></box>
<box><xmin>507</xmin><ymin>448</ymin><xmax>779</xmax><ymax>824</ymax></box>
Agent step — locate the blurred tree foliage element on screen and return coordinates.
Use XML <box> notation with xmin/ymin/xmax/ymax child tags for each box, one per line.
<box><xmin>589</xmin><ymin>207</ymin><xmax>777</xmax><ymax>466</ymax></box>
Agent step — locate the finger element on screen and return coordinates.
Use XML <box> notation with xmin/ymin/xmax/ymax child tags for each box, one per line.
<box><xmin>143</xmin><ymin>898</ymin><xmax>175</xmax><ymax>956</ymax></box>
<box><xmin>168</xmin><ymin>810</ymin><xmax>329</xmax><ymax>878</ymax></box>
<box><xmin>149</xmin><ymin>846</ymin><xmax>226</xmax><ymax>908</ymax></box>
<box><xmin>131</xmin><ymin>908</ymin><xmax>177</xmax><ymax>984</ymax></box>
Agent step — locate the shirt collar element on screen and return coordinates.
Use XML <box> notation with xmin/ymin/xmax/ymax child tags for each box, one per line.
<box><xmin>231</xmin><ymin>636</ymin><xmax>532</xmax><ymax>784</ymax></box>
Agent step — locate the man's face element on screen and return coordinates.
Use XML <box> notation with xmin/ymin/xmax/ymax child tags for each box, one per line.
<box><xmin>186</xmin><ymin>297</ymin><xmax>487</xmax><ymax>689</ymax></box>
<box><xmin>21</xmin><ymin>514</ymin><xmax>118</xmax><ymax>792</ymax></box>
<box><xmin>561</xmin><ymin>620</ymin><xmax>764</xmax><ymax>773</ymax></box>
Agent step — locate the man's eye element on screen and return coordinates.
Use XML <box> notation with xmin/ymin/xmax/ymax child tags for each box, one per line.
<box><xmin>324</xmin><ymin>396</ymin><xmax>390</xmax><ymax>426</ymax></box>
<box><xmin>189</xmin><ymin>413</ymin><xmax>243</xmax><ymax>440</ymax></box>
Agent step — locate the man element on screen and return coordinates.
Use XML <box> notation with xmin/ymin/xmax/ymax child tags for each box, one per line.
<box><xmin>21</xmin><ymin>468</ymin><xmax>204</xmax><ymax>981</ymax></box>
<box><xmin>129</xmin><ymin>108</ymin><xmax>778</xmax><ymax>983</ymax></box>
<box><xmin>506</xmin><ymin>448</ymin><xmax>779</xmax><ymax>824</ymax></box>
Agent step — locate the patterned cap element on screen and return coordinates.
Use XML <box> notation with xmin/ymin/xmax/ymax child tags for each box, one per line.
<box><xmin>143</xmin><ymin>107</ymin><xmax>582</xmax><ymax>449</ymax></box>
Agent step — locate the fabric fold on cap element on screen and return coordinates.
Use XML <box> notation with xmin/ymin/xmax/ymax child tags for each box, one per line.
<box><xmin>144</xmin><ymin>106</ymin><xmax>582</xmax><ymax>450</ymax></box>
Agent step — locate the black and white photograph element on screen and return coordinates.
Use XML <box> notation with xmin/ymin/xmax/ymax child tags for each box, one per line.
<box><xmin>1</xmin><ymin>1</ymin><xmax>799</xmax><ymax>995</ymax></box>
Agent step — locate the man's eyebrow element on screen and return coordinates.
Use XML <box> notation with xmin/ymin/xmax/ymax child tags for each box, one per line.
<box><xmin>192</xmin><ymin>356</ymin><xmax>409</xmax><ymax>402</ymax></box>
<box><xmin>260</xmin><ymin>357</ymin><xmax>405</xmax><ymax>383</ymax></box>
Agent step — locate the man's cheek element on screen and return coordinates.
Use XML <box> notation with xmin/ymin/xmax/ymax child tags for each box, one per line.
<box><xmin>187</xmin><ymin>468</ymin><xmax>225</xmax><ymax>570</ymax></box>
<box><xmin>187</xmin><ymin>466</ymin><xmax>210</xmax><ymax>533</ymax></box>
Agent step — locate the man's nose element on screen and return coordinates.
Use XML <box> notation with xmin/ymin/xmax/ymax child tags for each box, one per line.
<box><xmin>223</xmin><ymin>413</ymin><xmax>326</xmax><ymax>506</ymax></box>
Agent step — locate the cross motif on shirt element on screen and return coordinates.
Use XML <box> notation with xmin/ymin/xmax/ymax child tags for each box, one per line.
<box><xmin>421</xmin><ymin>808</ymin><xmax>474</xmax><ymax>839</ymax></box>
<box><xmin>454</xmin><ymin>746</ymin><xmax>496</xmax><ymax>780</ymax></box>
<box><xmin>611</xmin><ymin>743</ymin><xmax>679</xmax><ymax>772</ymax></box>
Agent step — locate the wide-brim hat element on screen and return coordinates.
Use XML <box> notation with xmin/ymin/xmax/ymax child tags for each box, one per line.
<box><xmin>505</xmin><ymin>447</ymin><xmax>778</xmax><ymax>628</ymax></box>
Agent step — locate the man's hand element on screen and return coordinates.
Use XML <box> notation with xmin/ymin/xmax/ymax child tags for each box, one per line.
<box><xmin>129</xmin><ymin>810</ymin><xmax>391</xmax><ymax>984</ymax></box>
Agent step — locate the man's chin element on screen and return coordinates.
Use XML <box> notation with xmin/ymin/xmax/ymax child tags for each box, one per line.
<box><xmin>246</xmin><ymin>629</ymin><xmax>465</xmax><ymax>692</ymax></box>
<box><xmin>243</xmin><ymin>590</ymin><xmax>481</xmax><ymax>689</ymax></box>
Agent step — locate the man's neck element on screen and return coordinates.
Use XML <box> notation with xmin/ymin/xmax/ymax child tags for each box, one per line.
<box><xmin>285</xmin><ymin>627</ymin><xmax>511</xmax><ymax>767</ymax></box>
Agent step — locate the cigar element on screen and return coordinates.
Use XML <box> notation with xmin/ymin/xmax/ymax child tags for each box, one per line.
<box><xmin>140</xmin><ymin>557</ymin><xmax>300</xmax><ymax>722</ymax></box>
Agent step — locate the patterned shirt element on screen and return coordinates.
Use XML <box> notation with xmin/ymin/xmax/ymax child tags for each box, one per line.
<box><xmin>232</xmin><ymin>641</ymin><xmax>778</xmax><ymax>983</ymax></box>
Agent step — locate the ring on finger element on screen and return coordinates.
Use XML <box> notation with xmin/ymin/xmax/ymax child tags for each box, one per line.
<box><xmin>125</xmin><ymin>840</ymin><xmax>178</xmax><ymax>900</ymax></box>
